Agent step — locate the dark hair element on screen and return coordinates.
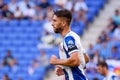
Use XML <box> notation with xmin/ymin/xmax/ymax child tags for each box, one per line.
<box><xmin>53</xmin><ymin>9</ymin><xmax>72</xmax><ymax>26</ymax></box>
<box><xmin>4</xmin><ymin>74</ymin><xmax>8</xmax><ymax>77</ymax></box>
<box><xmin>3</xmin><ymin>74</ymin><xmax>9</xmax><ymax>79</ymax></box>
<box><xmin>115</xmin><ymin>9</ymin><xmax>119</xmax><ymax>13</ymax></box>
<box><xmin>97</xmin><ymin>61</ymin><xmax>108</xmax><ymax>69</ymax></box>
<box><xmin>112</xmin><ymin>46</ymin><xmax>118</xmax><ymax>49</ymax></box>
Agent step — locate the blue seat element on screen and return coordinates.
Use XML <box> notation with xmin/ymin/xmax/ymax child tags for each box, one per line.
<box><xmin>16</xmin><ymin>72</ymin><xmax>28</xmax><ymax>79</ymax></box>
<box><xmin>3</xmin><ymin>0</ymin><xmax>11</xmax><ymax>4</ymax></box>
<box><xmin>2</xmin><ymin>27</ymin><xmax>13</xmax><ymax>34</ymax></box>
<box><xmin>20</xmin><ymin>20</ymin><xmax>30</xmax><ymax>26</ymax></box>
<box><xmin>1</xmin><ymin>39</ymin><xmax>11</xmax><ymax>47</ymax></box>
<box><xmin>28</xmin><ymin>67</ymin><xmax>45</xmax><ymax>80</ymax></box>
<box><xmin>24</xmin><ymin>27</ymin><xmax>37</xmax><ymax>34</ymax></box>
<box><xmin>86</xmin><ymin>13</ymin><xmax>94</xmax><ymax>22</ymax></box>
<box><xmin>71</xmin><ymin>21</ymin><xmax>85</xmax><ymax>35</ymax></box>
<box><xmin>0</xmin><ymin>33</ymin><xmax>7</xmax><ymax>40</ymax></box>
<box><xmin>48</xmin><ymin>0</ymin><xmax>55</xmax><ymax>5</ymax></box>
<box><xmin>30</xmin><ymin>20</ymin><xmax>41</xmax><ymax>27</ymax></box>
<box><xmin>18</xmin><ymin>59</ymin><xmax>29</xmax><ymax>66</ymax></box>
<box><xmin>0</xmin><ymin>20</ymin><xmax>8</xmax><ymax>27</ymax></box>
<box><xmin>89</xmin><ymin>7</ymin><xmax>99</xmax><ymax>16</ymax></box>
<box><xmin>1</xmin><ymin>66</ymin><xmax>10</xmax><ymax>74</ymax></box>
<box><xmin>23</xmin><ymin>53</ymin><xmax>34</xmax><ymax>60</ymax></box>
<box><xmin>12</xmin><ymin>53</ymin><xmax>22</xmax><ymax>59</ymax></box>
<box><xmin>12</xmin><ymin>26</ymin><xmax>25</xmax><ymax>33</ymax></box>
<box><xmin>8</xmin><ymin>20</ymin><xmax>19</xmax><ymax>27</ymax></box>
<box><xmin>11</xmin><ymin>40</ymin><xmax>24</xmax><ymax>47</ymax></box>
<box><xmin>86</xmin><ymin>0</ymin><xmax>105</xmax><ymax>6</ymax></box>
<box><xmin>0</xmin><ymin>26</ymin><xmax>4</xmax><ymax>32</ymax></box>
<box><xmin>0</xmin><ymin>73</ymin><xmax>3</xmax><ymax>79</ymax></box>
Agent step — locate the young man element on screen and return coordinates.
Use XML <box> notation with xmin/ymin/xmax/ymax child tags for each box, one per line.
<box><xmin>97</xmin><ymin>61</ymin><xmax>119</xmax><ymax>80</ymax></box>
<box><xmin>50</xmin><ymin>9</ymin><xmax>89</xmax><ymax>80</ymax></box>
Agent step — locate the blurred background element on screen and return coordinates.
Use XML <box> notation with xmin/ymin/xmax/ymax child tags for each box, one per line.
<box><xmin>0</xmin><ymin>0</ymin><xmax>120</xmax><ymax>80</ymax></box>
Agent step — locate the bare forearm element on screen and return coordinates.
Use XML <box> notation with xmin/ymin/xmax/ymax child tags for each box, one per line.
<box><xmin>50</xmin><ymin>53</ymin><xmax>81</xmax><ymax>67</ymax></box>
<box><xmin>55</xmin><ymin>58</ymin><xmax>80</xmax><ymax>67</ymax></box>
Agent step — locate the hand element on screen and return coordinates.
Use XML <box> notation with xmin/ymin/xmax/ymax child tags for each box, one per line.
<box><xmin>55</xmin><ymin>66</ymin><xmax>64</xmax><ymax>76</ymax></box>
<box><xmin>50</xmin><ymin>55</ymin><xmax>58</xmax><ymax>65</ymax></box>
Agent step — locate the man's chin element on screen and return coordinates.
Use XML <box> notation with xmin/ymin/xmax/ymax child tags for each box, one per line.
<box><xmin>54</xmin><ymin>31</ymin><xmax>60</xmax><ymax>33</ymax></box>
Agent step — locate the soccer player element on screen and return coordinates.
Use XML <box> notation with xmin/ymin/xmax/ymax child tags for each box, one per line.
<box><xmin>97</xmin><ymin>61</ymin><xmax>119</xmax><ymax>80</ymax></box>
<box><xmin>50</xmin><ymin>9</ymin><xmax>89</xmax><ymax>80</ymax></box>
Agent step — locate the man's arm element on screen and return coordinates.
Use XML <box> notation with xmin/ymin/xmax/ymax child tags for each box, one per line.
<box><xmin>50</xmin><ymin>52</ymin><xmax>80</xmax><ymax>67</ymax></box>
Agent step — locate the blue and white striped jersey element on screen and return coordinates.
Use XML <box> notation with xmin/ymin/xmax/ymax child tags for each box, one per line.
<box><xmin>59</xmin><ymin>31</ymin><xmax>88</xmax><ymax>80</ymax></box>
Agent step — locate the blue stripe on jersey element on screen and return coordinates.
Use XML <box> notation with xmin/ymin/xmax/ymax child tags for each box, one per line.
<box><xmin>63</xmin><ymin>43</ymin><xmax>70</xmax><ymax>80</ymax></box>
<box><xmin>63</xmin><ymin>45</ymin><xmax>70</xmax><ymax>58</ymax></box>
<box><xmin>112</xmin><ymin>75</ymin><xmax>117</xmax><ymax>80</ymax></box>
<box><xmin>71</xmin><ymin>67</ymin><xmax>87</xmax><ymax>80</ymax></box>
<box><xmin>63</xmin><ymin>69</ymin><xmax>69</xmax><ymax>80</ymax></box>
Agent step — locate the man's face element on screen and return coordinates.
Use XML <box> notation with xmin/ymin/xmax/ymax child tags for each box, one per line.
<box><xmin>97</xmin><ymin>65</ymin><xmax>105</xmax><ymax>75</ymax></box>
<box><xmin>52</xmin><ymin>15</ymin><xmax>63</xmax><ymax>33</ymax></box>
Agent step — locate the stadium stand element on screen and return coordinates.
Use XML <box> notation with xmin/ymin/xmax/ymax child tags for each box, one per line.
<box><xmin>0</xmin><ymin>0</ymin><xmax>112</xmax><ymax>80</ymax></box>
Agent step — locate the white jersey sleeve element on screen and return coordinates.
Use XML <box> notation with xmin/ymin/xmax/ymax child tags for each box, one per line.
<box><xmin>62</xmin><ymin>31</ymin><xmax>86</xmax><ymax>69</ymax></box>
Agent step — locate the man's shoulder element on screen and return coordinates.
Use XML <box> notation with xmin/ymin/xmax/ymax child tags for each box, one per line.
<box><xmin>65</xmin><ymin>31</ymin><xmax>79</xmax><ymax>38</ymax></box>
<box><xmin>63</xmin><ymin>31</ymin><xmax>80</xmax><ymax>44</ymax></box>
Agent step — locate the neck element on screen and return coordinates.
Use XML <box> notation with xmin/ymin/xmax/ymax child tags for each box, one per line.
<box><xmin>61</xmin><ymin>26</ymin><xmax>70</xmax><ymax>37</ymax></box>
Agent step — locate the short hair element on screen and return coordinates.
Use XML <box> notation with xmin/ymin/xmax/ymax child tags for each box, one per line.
<box><xmin>112</xmin><ymin>46</ymin><xmax>118</xmax><ymax>50</ymax></box>
<box><xmin>97</xmin><ymin>61</ymin><xmax>108</xmax><ymax>69</ymax></box>
<box><xmin>3</xmin><ymin>74</ymin><xmax>9</xmax><ymax>78</ymax></box>
<box><xmin>53</xmin><ymin>9</ymin><xmax>72</xmax><ymax>26</ymax></box>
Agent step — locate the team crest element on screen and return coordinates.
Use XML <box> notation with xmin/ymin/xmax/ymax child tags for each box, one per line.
<box><xmin>68</xmin><ymin>40</ymin><xmax>75</xmax><ymax>49</ymax></box>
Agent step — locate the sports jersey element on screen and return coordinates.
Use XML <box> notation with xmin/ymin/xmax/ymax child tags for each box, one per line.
<box><xmin>103</xmin><ymin>71</ymin><xmax>118</xmax><ymax>80</ymax></box>
<box><xmin>59</xmin><ymin>31</ymin><xmax>88</xmax><ymax>80</ymax></box>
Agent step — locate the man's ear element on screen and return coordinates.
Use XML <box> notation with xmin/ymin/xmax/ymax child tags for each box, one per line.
<box><xmin>61</xmin><ymin>20</ymin><xmax>66</xmax><ymax>27</ymax></box>
<box><xmin>103</xmin><ymin>66</ymin><xmax>106</xmax><ymax>71</ymax></box>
